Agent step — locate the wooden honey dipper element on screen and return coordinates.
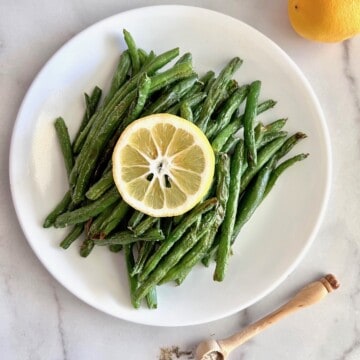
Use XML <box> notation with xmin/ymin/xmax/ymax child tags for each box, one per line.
<box><xmin>196</xmin><ymin>274</ymin><xmax>340</xmax><ymax>360</ymax></box>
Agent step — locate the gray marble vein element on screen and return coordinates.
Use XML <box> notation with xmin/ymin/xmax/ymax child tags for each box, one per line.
<box><xmin>343</xmin><ymin>41</ymin><xmax>360</xmax><ymax>115</ymax></box>
<box><xmin>336</xmin><ymin>236</ymin><xmax>360</xmax><ymax>360</ymax></box>
<box><xmin>54</xmin><ymin>287</ymin><xmax>68</xmax><ymax>360</ymax></box>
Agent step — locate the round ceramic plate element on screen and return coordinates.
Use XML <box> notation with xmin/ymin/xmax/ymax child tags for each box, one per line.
<box><xmin>9</xmin><ymin>6</ymin><xmax>331</xmax><ymax>326</ymax></box>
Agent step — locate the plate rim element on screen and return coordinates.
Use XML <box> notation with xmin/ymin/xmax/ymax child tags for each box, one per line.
<box><xmin>9</xmin><ymin>5</ymin><xmax>332</xmax><ymax>326</ymax></box>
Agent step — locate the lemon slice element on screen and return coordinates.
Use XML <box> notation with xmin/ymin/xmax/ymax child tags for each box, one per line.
<box><xmin>112</xmin><ymin>114</ymin><xmax>215</xmax><ymax>217</ymax></box>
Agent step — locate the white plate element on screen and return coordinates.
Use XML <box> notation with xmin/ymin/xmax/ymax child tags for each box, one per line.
<box><xmin>9</xmin><ymin>6</ymin><xmax>331</xmax><ymax>326</ymax></box>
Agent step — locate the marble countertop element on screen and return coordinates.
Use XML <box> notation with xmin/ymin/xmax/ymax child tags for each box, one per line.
<box><xmin>1</xmin><ymin>1</ymin><xmax>359</xmax><ymax>359</ymax></box>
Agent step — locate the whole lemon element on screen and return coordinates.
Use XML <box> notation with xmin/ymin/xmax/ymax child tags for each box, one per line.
<box><xmin>288</xmin><ymin>0</ymin><xmax>360</xmax><ymax>42</ymax></box>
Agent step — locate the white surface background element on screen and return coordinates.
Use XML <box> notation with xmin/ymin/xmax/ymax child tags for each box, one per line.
<box><xmin>1</xmin><ymin>1</ymin><xmax>360</xmax><ymax>359</ymax></box>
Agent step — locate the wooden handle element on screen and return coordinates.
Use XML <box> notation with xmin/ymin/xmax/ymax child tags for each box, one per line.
<box><xmin>219</xmin><ymin>274</ymin><xmax>339</xmax><ymax>357</ymax></box>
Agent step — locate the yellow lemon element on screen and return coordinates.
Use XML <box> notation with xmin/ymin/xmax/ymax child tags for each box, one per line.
<box><xmin>112</xmin><ymin>114</ymin><xmax>215</xmax><ymax>217</ymax></box>
<box><xmin>288</xmin><ymin>0</ymin><xmax>360</xmax><ymax>42</ymax></box>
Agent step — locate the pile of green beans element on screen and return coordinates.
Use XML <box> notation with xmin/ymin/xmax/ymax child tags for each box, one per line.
<box><xmin>44</xmin><ymin>30</ymin><xmax>309</xmax><ymax>309</ymax></box>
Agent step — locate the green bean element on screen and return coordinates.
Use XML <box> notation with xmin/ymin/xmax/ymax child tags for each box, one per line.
<box><xmin>213</xmin><ymin>79</ymin><xmax>239</xmax><ymax>113</ymax></box>
<box><xmin>55</xmin><ymin>187</ymin><xmax>120</xmax><ymax>227</ymax></box>
<box><xmin>133</xmin><ymin>216</ymin><xmax>158</xmax><ymax>236</ymax></box>
<box><xmin>211</xmin><ymin>99</ymin><xmax>277</xmax><ymax>153</ymax></box>
<box><xmin>180</xmin><ymin>101</ymin><xmax>193</xmax><ymax>121</ymax></box>
<box><xmin>255</xmin><ymin>100</ymin><xmax>277</xmax><ymax>115</ymax></box>
<box><xmin>141</xmin><ymin>50</ymin><xmax>156</xmax><ymax>69</ymax></box>
<box><xmin>91</xmin><ymin>158</ymin><xmax>112</xmax><ymax>189</ymax></box>
<box><xmin>85</xmin><ymin>169</ymin><xmax>114</xmax><ymax>200</ymax></box>
<box><xmin>124</xmin><ymin>244</ymin><xmax>140</xmax><ymax>309</ymax></box>
<box><xmin>265</xmin><ymin>118</ymin><xmax>287</xmax><ymax>132</ymax></box>
<box><xmin>131</xmin><ymin>241</ymin><xmax>155</xmax><ymax>276</ymax></box>
<box><xmin>109</xmin><ymin>244</ymin><xmax>123</xmax><ymax>253</ymax></box>
<box><xmin>264</xmin><ymin>153</ymin><xmax>309</xmax><ymax>198</ymax></box>
<box><xmin>200</xmin><ymin>162</ymin><xmax>230</xmax><ymax>262</ymax></box>
<box><xmin>211</xmin><ymin>121</ymin><xmax>237</xmax><ymax>152</ymax></box>
<box><xmin>123</xmin><ymin>30</ymin><xmax>140</xmax><ymax>74</ymax></box>
<box><xmin>258</xmin><ymin>131</ymin><xmax>288</xmax><ymax>149</ymax></box>
<box><xmin>221</xmin><ymin>135</ymin><xmax>241</xmax><ymax>154</ymax></box>
<box><xmin>43</xmin><ymin>191</ymin><xmax>72</xmax><ymax>228</ymax></box>
<box><xmin>159</xmin><ymin>52</ymin><xmax>192</xmax><ymax>94</ymax></box>
<box><xmin>253</xmin><ymin>120</ymin><xmax>279</xmax><ymax>147</ymax></box>
<box><xmin>103</xmin><ymin>51</ymin><xmax>131</xmax><ymax>106</ymax></box>
<box><xmin>255</xmin><ymin>119</ymin><xmax>287</xmax><ymax>150</ymax></box>
<box><xmin>207</xmin><ymin>83</ymin><xmax>245</xmax><ymax>137</ymax></box>
<box><xmin>175</xmin><ymin>52</ymin><xmax>192</xmax><ymax>65</ymax></box>
<box><xmin>175</xmin><ymin>274</ymin><xmax>187</xmax><ymax>286</ymax></box>
<box><xmin>137</xmin><ymin>48</ymin><xmax>148</xmax><ymax>66</ymax></box>
<box><xmin>130</xmin><ymin>73</ymin><xmax>152</xmax><ymax>116</ymax></box>
<box><xmin>172</xmin><ymin>71</ymin><xmax>209</xmax><ymax>106</ymax></box>
<box><xmin>172</xmin><ymin>214</ymin><xmax>184</xmax><ymax>225</ymax></box>
<box><xmin>148</xmin><ymin>61</ymin><xmax>194</xmax><ymax>94</ymax></box>
<box><xmin>139</xmin><ymin>198</ymin><xmax>218</xmax><ymax>282</ymax></box>
<box><xmin>243</xmin><ymin>80</ymin><xmax>261</xmax><ymax>166</ymax></box>
<box><xmin>193</xmin><ymin>104</ymin><xmax>203</xmax><ymax>123</ymax></box>
<box><xmin>72</xmin><ymin>90</ymin><xmax>136</xmax><ymax>203</ymax></box>
<box><xmin>143</xmin><ymin>75</ymin><xmax>198</xmax><ymax>115</ymax></box>
<box><xmin>99</xmin><ymin>46</ymin><xmax>177</xmax><ymax>112</ymax></box>
<box><xmin>240</xmin><ymin>137</ymin><xmax>287</xmax><ymax>193</ymax></box>
<box><xmin>54</xmin><ymin>117</ymin><xmax>74</xmax><ymax>177</ymax></box>
<box><xmin>189</xmin><ymin>80</ymin><xmax>205</xmax><ymax>97</ymax></box>
<box><xmin>204</xmin><ymin>76</ymin><xmax>216</xmax><ymax>94</ymax></box>
<box><xmin>189</xmin><ymin>99</ymin><xmax>206</xmax><ymax>121</ymax></box>
<box><xmin>93</xmin><ymin>228</ymin><xmax>164</xmax><ymax>246</ymax></box>
<box><xmin>205</xmin><ymin>122</ymin><xmax>217</xmax><ymax>140</ymax></box>
<box><xmin>206</xmin><ymin>85</ymin><xmax>249</xmax><ymax>138</ymax></box>
<box><xmin>88</xmin><ymin>202</ymin><xmax>117</xmax><ymax>237</ymax></box>
<box><xmin>167</xmin><ymin>92</ymin><xmax>206</xmax><ymax>115</ymax></box>
<box><xmin>101</xmin><ymin>160</ymin><xmax>112</xmax><ymax>175</ymax></box>
<box><xmin>196</xmin><ymin>98</ymin><xmax>216</xmax><ymax>127</ymax></box>
<box><xmin>200</xmin><ymin>71</ymin><xmax>215</xmax><ymax>88</ymax></box>
<box><xmin>214</xmin><ymin>153</ymin><xmax>231</xmax><ymax>222</ymax></box>
<box><xmin>201</xmin><ymin>248</ymin><xmax>214</xmax><ymax>267</ymax></box>
<box><xmin>233</xmin><ymin>130</ymin><xmax>301</xmax><ymax>194</ymax></box>
<box><xmin>59</xmin><ymin>224</ymin><xmax>84</xmax><ymax>249</ymax></box>
<box><xmin>235</xmin><ymin>131</ymin><xmax>288</xmax><ymax>182</ymax></box>
<box><xmin>84</xmin><ymin>87</ymin><xmax>102</xmax><ymax>123</ymax></box>
<box><xmin>194</xmin><ymin>214</ymin><xmax>202</xmax><ymax>231</ymax></box>
<box><xmin>122</xmin><ymin>73</ymin><xmax>151</xmax><ymax>128</ymax></box>
<box><xmin>71</xmin><ymin>47</ymin><xmax>180</xmax><ymax>168</ymax></box>
<box><xmin>232</xmin><ymin>157</ymin><xmax>276</xmax><ymax>243</ymax></box>
<box><xmin>155</xmin><ymin>218</ymin><xmax>161</xmax><ymax>231</ymax></box>
<box><xmin>200</xmin><ymin>153</ymin><xmax>231</xmax><ymax>267</ymax></box>
<box><xmin>159</xmin><ymin>229</ymin><xmax>212</xmax><ymax>284</ymax></box>
<box><xmin>254</xmin><ymin>122</ymin><xmax>266</xmax><ymax>147</ymax></box>
<box><xmin>146</xmin><ymin>287</ymin><xmax>158</xmax><ymax>309</ymax></box>
<box><xmin>73</xmin><ymin>86</ymin><xmax>102</xmax><ymax>151</ymax></box>
<box><xmin>185</xmin><ymin>90</ymin><xmax>207</xmax><ymax>104</ymax></box>
<box><xmin>275</xmin><ymin>132</ymin><xmax>307</xmax><ymax>160</ymax></box>
<box><xmin>101</xmin><ymin>200</ymin><xmax>130</xmax><ymax>236</ymax></box>
<box><xmin>128</xmin><ymin>210</ymin><xmax>144</xmax><ymax>230</ymax></box>
<box><xmin>197</xmin><ymin>57</ymin><xmax>243</xmax><ymax>131</ymax></box>
<box><xmin>182</xmin><ymin>81</ymin><xmax>202</xmax><ymax>98</ymax></box>
<box><xmin>204</xmin><ymin>155</ymin><xmax>239</xmax><ymax>261</ymax></box>
<box><xmin>161</xmin><ymin>217</ymin><xmax>173</xmax><ymax>238</ymax></box>
<box><xmin>80</xmin><ymin>238</ymin><xmax>95</xmax><ymax>257</ymax></box>
<box><xmin>71</xmin><ymin>86</ymin><xmax>136</xmax><ymax>186</ymax></box>
<box><xmin>134</xmin><ymin>211</ymin><xmax>216</xmax><ymax>302</ymax></box>
<box><xmin>214</xmin><ymin>141</ymin><xmax>244</xmax><ymax>281</ymax></box>
<box><xmin>73</xmin><ymin>52</ymin><xmax>130</xmax><ymax>154</ymax></box>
